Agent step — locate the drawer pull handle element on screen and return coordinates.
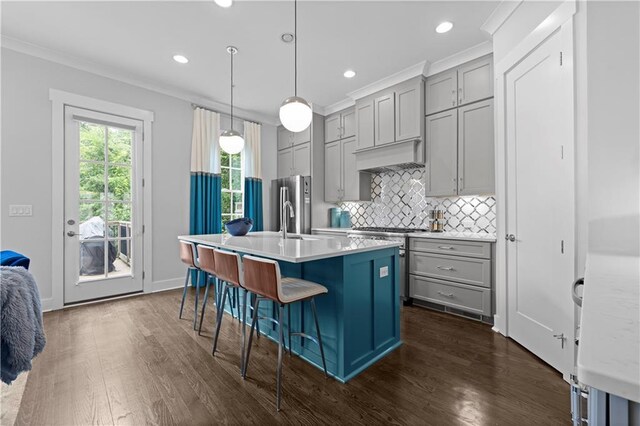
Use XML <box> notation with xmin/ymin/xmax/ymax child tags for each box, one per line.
<box><xmin>436</xmin><ymin>266</ymin><xmax>454</xmax><ymax>271</ymax></box>
<box><xmin>437</xmin><ymin>291</ymin><xmax>454</xmax><ymax>298</ymax></box>
<box><xmin>438</xmin><ymin>246</ymin><xmax>454</xmax><ymax>250</ymax></box>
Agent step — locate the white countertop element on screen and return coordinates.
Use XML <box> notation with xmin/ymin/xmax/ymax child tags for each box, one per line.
<box><xmin>577</xmin><ymin>253</ymin><xmax>640</xmax><ymax>402</ymax></box>
<box><xmin>409</xmin><ymin>231</ymin><xmax>496</xmax><ymax>242</ymax></box>
<box><xmin>178</xmin><ymin>231</ymin><xmax>401</xmax><ymax>263</ymax></box>
<box><xmin>311</xmin><ymin>227</ymin><xmax>351</xmax><ymax>233</ymax></box>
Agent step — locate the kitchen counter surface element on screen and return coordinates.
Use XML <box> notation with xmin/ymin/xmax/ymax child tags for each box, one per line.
<box><xmin>577</xmin><ymin>252</ymin><xmax>640</xmax><ymax>402</ymax></box>
<box><xmin>311</xmin><ymin>227</ymin><xmax>351</xmax><ymax>233</ymax></box>
<box><xmin>178</xmin><ymin>231</ymin><xmax>400</xmax><ymax>263</ymax></box>
<box><xmin>409</xmin><ymin>231</ymin><xmax>497</xmax><ymax>242</ymax></box>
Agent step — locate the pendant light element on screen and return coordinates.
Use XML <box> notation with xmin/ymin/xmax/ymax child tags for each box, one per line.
<box><xmin>220</xmin><ymin>46</ymin><xmax>245</xmax><ymax>154</ymax></box>
<box><xmin>279</xmin><ymin>0</ymin><xmax>312</xmax><ymax>132</ymax></box>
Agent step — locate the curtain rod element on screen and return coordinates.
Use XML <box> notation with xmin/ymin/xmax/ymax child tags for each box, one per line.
<box><xmin>191</xmin><ymin>103</ymin><xmax>262</xmax><ymax>126</ymax></box>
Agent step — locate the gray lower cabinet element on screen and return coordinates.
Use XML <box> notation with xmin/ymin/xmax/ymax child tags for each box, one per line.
<box><xmin>409</xmin><ymin>237</ymin><xmax>494</xmax><ymax>318</ymax></box>
<box><xmin>324</xmin><ymin>137</ymin><xmax>370</xmax><ymax>202</ymax></box>
<box><xmin>458</xmin><ymin>99</ymin><xmax>494</xmax><ymax>195</ymax></box>
<box><xmin>426</xmin><ymin>109</ymin><xmax>458</xmax><ymax>196</ymax></box>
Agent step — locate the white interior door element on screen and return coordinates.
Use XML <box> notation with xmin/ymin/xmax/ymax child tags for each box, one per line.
<box><xmin>64</xmin><ymin>107</ymin><xmax>144</xmax><ymax>303</ymax></box>
<box><xmin>505</xmin><ymin>29</ymin><xmax>574</xmax><ymax>374</ymax></box>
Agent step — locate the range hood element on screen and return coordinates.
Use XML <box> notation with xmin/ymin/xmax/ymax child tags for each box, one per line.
<box><xmin>355</xmin><ymin>138</ymin><xmax>425</xmax><ymax>173</ymax></box>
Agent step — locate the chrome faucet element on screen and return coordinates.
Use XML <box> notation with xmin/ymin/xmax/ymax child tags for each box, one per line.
<box><xmin>280</xmin><ymin>187</ymin><xmax>295</xmax><ymax>239</ymax></box>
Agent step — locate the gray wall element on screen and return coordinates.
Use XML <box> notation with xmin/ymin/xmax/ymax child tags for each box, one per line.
<box><xmin>0</xmin><ymin>48</ymin><xmax>277</xmax><ymax>307</ymax></box>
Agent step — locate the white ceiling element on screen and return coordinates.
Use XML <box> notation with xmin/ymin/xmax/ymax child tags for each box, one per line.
<box><xmin>1</xmin><ymin>1</ymin><xmax>498</xmax><ymax>121</ymax></box>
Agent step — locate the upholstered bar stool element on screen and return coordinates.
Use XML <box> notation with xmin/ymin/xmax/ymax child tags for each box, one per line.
<box><xmin>194</xmin><ymin>245</ymin><xmax>221</xmax><ymax>336</ymax></box>
<box><xmin>211</xmin><ymin>249</ymin><xmax>249</xmax><ymax>373</ymax></box>
<box><xmin>241</xmin><ymin>255</ymin><xmax>328</xmax><ymax>411</ymax></box>
<box><xmin>178</xmin><ymin>240</ymin><xmax>205</xmax><ymax>329</ymax></box>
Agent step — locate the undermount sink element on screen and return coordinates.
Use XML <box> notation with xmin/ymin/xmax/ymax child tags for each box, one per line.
<box><xmin>243</xmin><ymin>233</ymin><xmax>319</xmax><ymax>241</ymax></box>
<box><xmin>284</xmin><ymin>235</ymin><xmax>319</xmax><ymax>241</ymax></box>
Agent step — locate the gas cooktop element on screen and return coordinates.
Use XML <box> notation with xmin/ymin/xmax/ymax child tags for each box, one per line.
<box><xmin>351</xmin><ymin>227</ymin><xmax>428</xmax><ymax>234</ymax></box>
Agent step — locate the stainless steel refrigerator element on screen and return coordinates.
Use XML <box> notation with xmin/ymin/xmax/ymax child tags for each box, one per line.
<box><xmin>271</xmin><ymin>176</ymin><xmax>312</xmax><ymax>234</ymax></box>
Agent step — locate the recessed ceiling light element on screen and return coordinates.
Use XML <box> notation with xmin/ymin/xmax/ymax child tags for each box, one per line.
<box><xmin>436</xmin><ymin>21</ymin><xmax>453</xmax><ymax>34</ymax></box>
<box><xmin>281</xmin><ymin>33</ymin><xmax>295</xmax><ymax>43</ymax></box>
<box><xmin>173</xmin><ymin>54</ymin><xmax>189</xmax><ymax>64</ymax></box>
<box><xmin>214</xmin><ymin>0</ymin><xmax>233</xmax><ymax>7</ymax></box>
<box><xmin>343</xmin><ymin>70</ymin><xmax>356</xmax><ymax>78</ymax></box>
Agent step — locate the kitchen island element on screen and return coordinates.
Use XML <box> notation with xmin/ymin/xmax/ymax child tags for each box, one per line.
<box><xmin>178</xmin><ymin>231</ymin><xmax>402</xmax><ymax>382</ymax></box>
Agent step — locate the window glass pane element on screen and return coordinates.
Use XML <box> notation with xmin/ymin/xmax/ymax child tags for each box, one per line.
<box><xmin>79</xmin><ymin>122</ymin><xmax>105</xmax><ymax>161</ymax></box>
<box><xmin>79</xmin><ymin>202</ymin><xmax>104</xmax><ymax>227</ymax></box>
<box><xmin>108</xmin><ymin>165</ymin><xmax>132</xmax><ymax>201</ymax></box>
<box><xmin>231</xmin><ymin>169</ymin><xmax>242</xmax><ymax>191</ymax></box>
<box><xmin>79</xmin><ymin>241</ymin><xmax>107</xmax><ymax>278</ymax></box>
<box><xmin>221</xmin><ymin>151</ymin><xmax>229</xmax><ymax>168</ymax></box>
<box><xmin>221</xmin><ymin>167</ymin><xmax>230</xmax><ymax>189</ymax></box>
<box><xmin>107</xmin><ymin>127</ymin><xmax>132</xmax><ymax>164</ymax></box>
<box><xmin>79</xmin><ymin>162</ymin><xmax>105</xmax><ymax>201</ymax></box>
<box><xmin>233</xmin><ymin>192</ymin><xmax>243</xmax><ymax>215</ymax></box>
<box><xmin>222</xmin><ymin>191</ymin><xmax>231</xmax><ymax>215</ymax></box>
<box><xmin>231</xmin><ymin>153</ymin><xmax>241</xmax><ymax>168</ymax></box>
<box><xmin>108</xmin><ymin>202</ymin><xmax>131</xmax><ymax>223</ymax></box>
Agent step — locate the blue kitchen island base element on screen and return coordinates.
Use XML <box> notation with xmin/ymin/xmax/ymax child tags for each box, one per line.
<box><xmin>228</xmin><ymin>246</ymin><xmax>401</xmax><ymax>383</ymax></box>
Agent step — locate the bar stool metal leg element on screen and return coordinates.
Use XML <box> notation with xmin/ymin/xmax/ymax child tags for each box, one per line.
<box><xmin>276</xmin><ymin>304</ymin><xmax>285</xmax><ymax>411</ymax></box>
<box><xmin>287</xmin><ymin>304</ymin><xmax>292</xmax><ymax>354</ymax></box>
<box><xmin>240</xmin><ymin>289</ymin><xmax>248</xmax><ymax>376</ymax></box>
<box><xmin>310</xmin><ymin>298</ymin><xmax>328</xmax><ymax>377</ymax></box>
<box><xmin>212</xmin><ymin>284</ymin><xmax>229</xmax><ymax>355</ymax></box>
<box><xmin>242</xmin><ymin>296</ymin><xmax>260</xmax><ymax>379</ymax></box>
<box><xmin>193</xmin><ymin>271</ymin><xmax>201</xmax><ymax>329</ymax></box>
<box><xmin>179</xmin><ymin>267</ymin><xmax>191</xmax><ymax>319</ymax></box>
<box><xmin>198</xmin><ymin>274</ymin><xmax>213</xmax><ymax>335</ymax></box>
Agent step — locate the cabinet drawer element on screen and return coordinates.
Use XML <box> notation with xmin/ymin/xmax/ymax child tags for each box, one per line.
<box><xmin>410</xmin><ymin>275</ymin><xmax>491</xmax><ymax>316</ymax></box>
<box><xmin>409</xmin><ymin>238</ymin><xmax>491</xmax><ymax>259</ymax></box>
<box><xmin>409</xmin><ymin>252</ymin><xmax>490</xmax><ymax>288</ymax></box>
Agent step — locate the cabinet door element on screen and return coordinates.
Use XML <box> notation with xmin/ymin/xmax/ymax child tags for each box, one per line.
<box><xmin>395</xmin><ymin>80</ymin><xmax>422</xmax><ymax>141</ymax></box>
<box><xmin>341</xmin><ymin>137</ymin><xmax>370</xmax><ymax>201</ymax></box>
<box><xmin>342</xmin><ymin>108</ymin><xmax>356</xmax><ymax>139</ymax></box>
<box><xmin>277</xmin><ymin>148</ymin><xmax>293</xmax><ymax>178</ymax></box>
<box><xmin>324</xmin><ymin>140</ymin><xmax>342</xmax><ymax>202</ymax></box>
<box><xmin>458</xmin><ymin>99</ymin><xmax>494</xmax><ymax>195</ymax></box>
<box><xmin>426</xmin><ymin>109</ymin><xmax>458</xmax><ymax>196</ymax></box>
<box><xmin>457</xmin><ymin>56</ymin><xmax>493</xmax><ymax>106</ymax></box>
<box><xmin>355</xmin><ymin>99</ymin><xmax>374</xmax><ymax>149</ymax></box>
<box><xmin>292</xmin><ymin>124</ymin><xmax>311</xmax><ymax>146</ymax></box>
<box><xmin>374</xmin><ymin>92</ymin><xmax>395</xmax><ymax>146</ymax></box>
<box><xmin>277</xmin><ymin>126</ymin><xmax>293</xmax><ymax>150</ymax></box>
<box><xmin>324</xmin><ymin>114</ymin><xmax>342</xmax><ymax>143</ymax></box>
<box><xmin>292</xmin><ymin>142</ymin><xmax>311</xmax><ymax>176</ymax></box>
<box><xmin>425</xmin><ymin>69</ymin><xmax>457</xmax><ymax>115</ymax></box>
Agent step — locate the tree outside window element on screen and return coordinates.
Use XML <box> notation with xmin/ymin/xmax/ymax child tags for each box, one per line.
<box><xmin>221</xmin><ymin>151</ymin><xmax>243</xmax><ymax>230</ymax></box>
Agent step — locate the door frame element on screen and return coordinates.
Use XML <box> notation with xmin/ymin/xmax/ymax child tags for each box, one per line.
<box><xmin>49</xmin><ymin>89</ymin><xmax>154</xmax><ymax>310</ymax></box>
<box><xmin>493</xmin><ymin>1</ymin><xmax>576</xmax><ymax>336</ymax></box>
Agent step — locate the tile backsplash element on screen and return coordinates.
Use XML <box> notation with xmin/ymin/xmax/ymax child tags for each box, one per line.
<box><xmin>340</xmin><ymin>167</ymin><xmax>496</xmax><ymax>234</ymax></box>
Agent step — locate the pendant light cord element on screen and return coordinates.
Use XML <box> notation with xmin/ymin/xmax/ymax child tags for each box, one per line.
<box><xmin>294</xmin><ymin>0</ymin><xmax>297</xmax><ymax>97</ymax></box>
<box><xmin>230</xmin><ymin>48</ymin><xmax>234</xmax><ymax>130</ymax></box>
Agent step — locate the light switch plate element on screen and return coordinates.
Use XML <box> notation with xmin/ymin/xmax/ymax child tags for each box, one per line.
<box><xmin>379</xmin><ymin>266</ymin><xmax>389</xmax><ymax>278</ymax></box>
<box><xmin>9</xmin><ymin>205</ymin><xmax>33</xmax><ymax>217</ymax></box>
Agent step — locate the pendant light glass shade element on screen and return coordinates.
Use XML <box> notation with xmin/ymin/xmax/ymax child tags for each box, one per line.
<box><xmin>220</xmin><ymin>46</ymin><xmax>244</xmax><ymax>154</ymax></box>
<box><xmin>219</xmin><ymin>129</ymin><xmax>244</xmax><ymax>154</ymax></box>
<box><xmin>279</xmin><ymin>96</ymin><xmax>312</xmax><ymax>132</ymax></box>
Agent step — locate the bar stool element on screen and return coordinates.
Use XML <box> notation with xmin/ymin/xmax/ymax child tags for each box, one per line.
<box><xmin>211</xmin><ymin>249</ymin><xmax>248</xmax><ymax>373</ymax></box>
<box><xmin>195</xmin><ymin>245</ymin><xmax>221</xmax><ymax>336</ymax></box>
<box><xmin>178</xmin><ymin>240</ymin><xmax>204</xmax><ymax>329</ymax></box>
<box><xmin>241</xmin><ymin>255</ymin><xmax>328</xmax><ymax>411</ymax></box>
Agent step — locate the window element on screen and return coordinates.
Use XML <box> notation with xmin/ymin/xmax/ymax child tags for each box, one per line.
<box><xmin>221</xmin><ymin>151</ymin><xmax>243</xmax><ymax>229</ymax></box>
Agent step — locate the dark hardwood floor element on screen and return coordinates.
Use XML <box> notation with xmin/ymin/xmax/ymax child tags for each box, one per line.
<box><xmin>13</xmin><ymin>289</ymin><xmax>569</xmax><ymax>425</ymax></box>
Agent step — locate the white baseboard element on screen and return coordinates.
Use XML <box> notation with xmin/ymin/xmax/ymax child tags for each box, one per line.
<box><xmin>151</xmin><ymin>277</ymin><xmax>184</xmax><ymax>293</ymax></box>
<box><xmin>40</xmin><ymin>298</ymin><xmax>54</xmax><ymax>312</ymax></box>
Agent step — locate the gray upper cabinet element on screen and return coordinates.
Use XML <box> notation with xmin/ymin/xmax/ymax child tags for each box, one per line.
<box><xmin>277</xmin><ymin>148</ymin><xmax>293</xmax><ymax>178</ymax></box>
<box><xmin>457</xmin><ymin>56</ymin><xmax>493</xmax><ymax>107</ymax></box>
<box><xmin>324</xmin><ymin>140</ymin><xmax>341</xmax><ymax>202</ymax></box>
<box><xmin>292</xmin><ymin>142</ymin><xmax>311</xmax><ymax>176</ymax></box>
<box><xmin>458</xmin><ymin>99</ymin><xmax>494</xmax><ymax>195</ymax></box>
<box><xmin>278</xmin><ymin>124</ymin><xmax>310</xmax><ymax>150</ymax></box>
<box><xmin>324</xmin><ymin>114</ymin><xmax>342</xmax><ymax>144</ymax></box>
<box><xmin>425</xmin><ymin>54</ymin><xmax>493</xmax><ymax>116</ymax></box>
<box><xmin>374</xmin><ymin>92</ymin><xmax>395</xmax><ymax>146</ymax></box>
<box><xmin>395</xmin><ymin>80</ymin><xmax>423</xmax><ymax>142</ymax></box>
<box><xmin>324</xmin><ymin>108</ymin><xmax>355</xmax><ymax>144</ymax></box>
<box><xmin>426</xmin><ymin>109</ymin><xmax>458</xmax><ymax>196</ymax></box>
<box><xmin>425</xmin><ymin>69</ymin><xmax>457</xmax><ymax>116</ymax></box>
<box><xmin>355</xmin><ymin>99</ymin><xmax>374</xmax><ymax>150</ymax></box>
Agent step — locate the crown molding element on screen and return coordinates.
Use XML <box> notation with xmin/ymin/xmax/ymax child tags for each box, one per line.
<box><xmin>424</xmin><ymin>41</ymin><xmax>493</xmax><ymax>77</ymax></box>
<box><xmin>346</xmin><ymin>60</ymin><xmax>427</xmax><ymax>101</ymax></box>
<box><xmin>1</xmin><ymin>35</ymin><xmax>280</xmax><ymax>126</ymax></box>
<box><xmin>321</xmin><ymin>98</ymin><xmax>356</xmax><ymax>116</ymax></box>
<box><xmin>480</xmin><ymin>0</ymin><xmax>524</xmax><ymax>36</ymax></box>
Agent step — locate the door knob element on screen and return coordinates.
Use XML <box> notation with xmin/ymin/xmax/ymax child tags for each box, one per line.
<box><xmin>67</xmin><ymin>231</ymin><xmax>77</xmax><ymax>237</ymax></box>
<box><xmin>505</xmin><ymin>234</ymin><xmax>516</xmax><ymax>242</ymax></box>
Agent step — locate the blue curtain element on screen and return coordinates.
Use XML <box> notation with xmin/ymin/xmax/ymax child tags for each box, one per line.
<box><xmin>189</xmin><ymin>171</ymin><xmax>221</xmax><ymax>286</ymax></box>
<box><xmin>244</xmin><ymin>177</ymin><xmax>263</xmax><ymax>231</ymax></box>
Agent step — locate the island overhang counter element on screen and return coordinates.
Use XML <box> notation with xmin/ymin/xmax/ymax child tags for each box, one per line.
<box><xmin>178</xmin><ymin>231</ymin><xmax>402</xmax><ymax>382</ymax></box>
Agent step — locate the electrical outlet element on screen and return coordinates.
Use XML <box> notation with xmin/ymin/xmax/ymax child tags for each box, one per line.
<box><xmin>379</xmin><ymin>266</ymin><xmax>389</xmax><ymax>278</ymax></box>
<box><xmin>9</xmin><ymin>205</ymin><xmax>33</xmax><ymax>217</ymax></box>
